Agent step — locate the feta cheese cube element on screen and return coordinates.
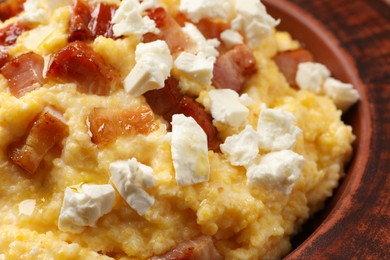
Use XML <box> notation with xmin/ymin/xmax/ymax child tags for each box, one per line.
<box><xmin>247</xmin><ymin>150</ymin><xmax>305</xmax><ymax>195</ymax></box>
<box><xmin>19</xmin><ymin>0</ymin><xmax>48</xmax><ymax>24</ymax></box>
<box><xmin>174</xmin><ymin>52</ymin><xmax>214</xmax><ymax>85</ymax></box>
<box><xmin>124</xmin><ymin>40</ymin><xmax>173</xmax><ymax>96</ymax></box>
<box><xmin>231</xmin><ymin>0</ymin><xmax>279</xmax><ymax>48</ymax></box>
<box><xmin>324</xmin><ymin>77</ymin><xmax>360</xmax><ymax>112</ymax></box>
<box><xmin>171</xmin><ymin>114</ymin><xmax>210</xmax><ymax>186</ymax></box>
<box><xmin>18</xmin><ymin>199</ymin><xmax>36</xmax><ymax>216</ymax></box>
<box><xmin>257</xmin><ymin>105</ymin><xmax>302</xmax><ymax>151</ymax></box>
<box><xmin>58</xmin><ymin>184</ymin><xmax>116</xmax><ymax>233</ymax></box>
<box><xmin>182</xmin><ymin>23</ymin><xmax>220</xmax><ymax>63</ymax></box>
<box><xmin>209</xmin><ymin>89</ymin><xmax>249</xmax><ymax>128</ymax></box>
<box><xmin>220</xmin><ymin>125</ymin><xmax>259</xmax><ymax>166</ymax></box>
<box><xmin>112</xmin><ymin>0</ymin><xmax>159</xmax><ymax>38</ymax></box>
<box><xmin>110</xmin><ymin>158</ymin><xmax>156</xmax><ymax>216</ymax></box>
<box><xmin>296</xmin><ymin>62</ymin><xmax>330</xmax><ymax>93</ymax></box>
<box><xmin>179</xmin><ymin>0</ymin><xmax>230</xmax><ymax>23</ymax></box>
<box><xmin>220</xmin><ymin>29</ymin><xmax>244</xmax><ymax>48</ymax></box>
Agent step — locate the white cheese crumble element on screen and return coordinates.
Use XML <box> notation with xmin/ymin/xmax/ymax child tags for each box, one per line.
<box><xmin>112</xmin><ymin>0</ymin><xmax>159</xmax><ymax>38</ymax></box>
<box><xmin>179</xmin><ymin>0</ymin><xmax>230</xmax><ymax>23</ymax></box>
<box><xmin>220</xmin><ymin>29</ymin><xmax>244</xmax><ymax>48</ymax></box>
<box><xmin>139</xmin><ymin>0</ymin><xmax>159</xmax><ymax>11</ymax></box>
<box><xmin>324</xmin><ymin>77</ymin><xmax>360</xmax><ymax>112</ymax></box>
<box><xmin>209</xmin><ymin>89</ymin><xmax>249</xmax><ymax>128</ymax></box>
<box><xmin>257</xmin><ymin>105</ymin><xmax>302</xmax><ymax>151</ymax></box>
<box><xmin>247</xmin><ymin>150</ymin><xmax>305</xmax><ymax>195</ymax></box>
<box><xmin>231</xmin><ymin>0</ymin><xmax>279</xmax><ymax>48</ymax></box>
<box><xmin>124</xmin><ymin>40</ymin><xmax>173</xmax><ymax>96</ymax></box>
<box><xmin>296</xmin><ymin>62</ymin><xmax>331</xmax><ymax>93</ymax></box>
<box><xmin>220</xmin><ymin>125</ymin><xmax>259</xmax><ymax>166</ymax></box>
<box><xmin>18</xmin><ymin>199</ymin><xmax>36</xmax><ymax>216</ymax></box>
<box><xmin>58</xmin><ymin>184</ymin><xmax>115</xmax><ymax>233</ymax></box>
<box><xmin>182</xmin><ymin>23</ymin><xmax>220</xmax><ymax>63</ymax></box>
<box><xmin>174</xmin><ymin>52</ymin><xmax>214</xmax><ymax>85</ymax></box>
<box><xmin>19</xmin><ymin>0</ymin><xmax>48</xmax><ymax>24</ymax></box>
<box><xmin>46</xmin><ymin>0</ymin><xmax>69</xmax><ymax>12</ymax></box>
<box><xmin>171</xmin><ymin>114</ymin><xmax>210</xmax><ymax>186</ymax></box>
<box><xmin>110</xmin><ymin>158</ymin><xmax>156</xmax><ymax>216</ymax></box>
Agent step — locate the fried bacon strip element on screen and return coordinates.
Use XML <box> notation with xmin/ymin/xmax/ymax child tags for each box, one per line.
<box><xmin>88</xmin><ymin>105</ymin><xmax>157</xmax><ymax>146</ymax></box>
<box><xmin>145</xmin><ymin>77</ymin><xmax>219</xmax><ymax>150</ymax></box>
<box><xmin>47</xmin><ymin>41</ymin><xmax>119</xmax><ymax>96</ymax></box>
<box><xmin>273</xmin><ymin>48</ymin><xmax>314</xmax><ymax>87</ymax></box>
<box><xmin>1</xmin><ymin>52</ymin><xmax>45</xmax><ymax>97</ymax></box>
<box><xmin>68</xmin><ymin>0</ymin><xmax>117</xmax><ymax>42</ymax></box>
<box><xmin>150</xmin><ymin>236</ymin><xmax>223</xmax><ymax>260</ymax></box>
<box><xmin>144</xmin><ymin>7</ymin><xmax>196</xmax><ymax>55</ymax></box>
<box><xmin>212</xmin><ymin>44</ymin><xmax>257</xmax><ymax>93</ymax></box>
<box><xmin>8</xmin><ymin>107</ymin><xmax>69</xmax><ymax>175</ymax></box>
<box><xmin>0</xmin><ymin>0</ymin><xmax>25</xmax><ymax>22</ymax></box>
<box><xmin>0</xmin><ymin>21</ymin><xmax>31</xmax><ymax>46</ymax></box>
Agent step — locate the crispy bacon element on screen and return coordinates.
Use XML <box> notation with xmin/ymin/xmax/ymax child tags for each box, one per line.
<box><xmin>1</xmin><ymin>52</ymin><xmax>45</xmax><ymax>97</ymax></box>
<box><xmin>273</xmin><ymin>48</ymin><xmax>314</xmax><ymax>87</ymax></box>
<box><xmin>145</xmin><ymin>77</ymin><xmax>219</xmax><ymax>150</ymax></box>
<box><xmin>0</xmin><ymin>0</ymin><xmax>25</xmax><ymax>22</ymax></box>
<box><xmin>88</xmin><ymin>3</ymin><xmax>117</xmax><ymax>39</ymax></box>
<box><xmin>212</xmin><ymin>44</ymin><xmax>257</xmax><ymax>93</ymax></box>
<box><xmin>47</xmin><ymin>41</ymin><xmax>119</xmax><ymax>96</ymax></box>
<box><xmin>144</xmin><ymin>7</ymin><xmax>196</xmax><ymax>55</ymax></box>
<box><xmin>68</xmin><ymin>0</ymin><xmax>117</xmax><ymax>42</ymax></box>
<box><xmin>150</xmin><ymin>236</ymin><xmax>223</xmax><ymax>260</ymax></box>
<box><xmin>8</xmin><ymin>107</ymin><xmax>69</xmax><ymax>175</ymax></box>
<box><xmin>0</xmin><ymin>21</ymin><xmax>31</xmax><ymax>46</ymax></box>
<box><xmin>195</xmin><ymin>19</ymin><xmax>229</xmax><ymax>41</ymax></box>
<box><xmin>88</xmin><ymin>105</ymin><xmax>157</xmax><ymax>146</ymax></box>
<box><xmin>68</xmin><ymin>0</ymin><xmax>92</xmax><ymax>42</ymax></box>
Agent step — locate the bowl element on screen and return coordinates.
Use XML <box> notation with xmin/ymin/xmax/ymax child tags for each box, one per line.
<box><xmin>263</xmin><ymin>0</ymin><xmax>389</xmax><ymax>258</ymax></box>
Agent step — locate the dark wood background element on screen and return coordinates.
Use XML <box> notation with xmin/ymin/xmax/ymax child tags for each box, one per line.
<box><xmin>283</xmin><ymin>0</ymin><xmax>390</xmax><ymax>259</ymax></box>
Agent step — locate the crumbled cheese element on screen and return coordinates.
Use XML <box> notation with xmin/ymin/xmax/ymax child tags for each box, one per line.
<box><xmin>112</xmin><ymin>0</ymin><xmax>159</xmax><ymax>38</ymax></box>
<box><xmin>247</xmin><ymin>150</ymin><xmax>305</xmax><ymax>195</ymax></box>
<box><xmin>58</xmin><ymin>184</ymin><xmax>115</xmax><ymax>233</ymax></box>
<box><xmin>124</xmin><ymin>40</ymin><xmax>173</xmax><ymax>96</ymax></box>
<box><xmin>231</xmin><ymin>0</ymin><xmax>279</xmax><ymax>48</ymax></box>
<box><xmin>171</xmin><ymin>114</ymin><xmax>210</xmax><ymax>186</ymax></box>
<box><xmin>182</xmin><ymin>23</ymin><xmax>220</xmax><ymax>63</ymax></box>
<box><xmin>220</xmin><ymin>125</ymin><xmax>259</xmax><ymax>166</ymax></box>
<box><xmin>220</xmin><ymin>29</ymin><xmax>243</xmax><ymax>48</ymax></box>
<box><xmin>174</xmin><ymin>52</ymin><xmax>214</xmax><ymax>85</ymax></box>
<box><xmin>179</xmin><ymin>0</ymin><xmax>230</xmax><ymax>23</ymax></box>
<box><xmin>239</xmin><ymin>93</ymin><xmax>254</xmax><ymax>106</ymax></box>
<box><xmin>257</xmin><ymin>105</ymin><xmax>302</xmax><ymax>151</ymax></box>
<box><xmin>19</xmin><ymin>0</ymin><xmax>48</xmax><ymax>24</ymax></box>
<box><xmin>18</xmin><ymin>199</ymin><xmax>36</xmax><ymax>216</ymax></box>
<box><xmin>209</xmin><ymin>89</ymin><xmax>249</xmax><ymax>128</ymax></box>
<box><xmin>324</xmin><ymin>77</ymin><xmax>360</xmax><ymax>112</ymax></box>
<box><xmin>139</xmin><ymin>0</ymin><xmax>158</xmax><ymax>11</ymax></box>
<box><xmin>46</xmin><ymin>0</ymin><xmax>69</xmax><ymax>12</ymax></box>
<box><xmin>109</xmin><ymin>158</ymin><xmax>156</xmax><ymax>216</ymax></box>
<box><xmin>296</xmin><ymin>62</ymin><xmax>330</xmax><ymax>93</ymax></box>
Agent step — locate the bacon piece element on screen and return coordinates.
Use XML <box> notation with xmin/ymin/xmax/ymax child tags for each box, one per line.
<box><xmin>150</xmin><ymin>236</ymin><xmax>223</xmax><ymax>260</ymax></box>
<box><xmin>0</xmin><ymin>21</ymin><xmax>31</xmax><ymax>46</ymax></box>
<box><xmin>88</xmin><ymin>105</ymin><xmax>157</xmax><ymax>146</ymax></box>
<box><xmin>68</xmin><ymin>0</ymin><xmax>117</xmax><ymax>42</ymax></box>
<box><xmin>68</xmin><ymin>0</ymin><xmax>92</xmax><ymax>42</ymax></box>
<box><xmin>145</xmin><ymin>77</ymin><xmax>219</xmax><ymax>150</ymax></box>
<box><xmin>0</xmin><ymin>0</ymin><xmax>25</xmax><ymax>22</ymax></box>
<box><xmin>273</xmin><ymin>48</ymin><xmax>314</xmax><ymax>87</ymax></box>
<box><xmin>88</xmin><ymin>3</ymin><xmax>117</xmax><ymax>39</ymax></box>
<box><xmin>195</xmin><ymin>19</ymin><xmax>229</xmax><ymax>41</ymax></box>
<box><xmin>47</xmin><ymin>41</ymin><xmax>119</xmax><ymax>96</ymax></box>
<box><xmin>212</xmin><ymin>44</ymin><xmax>257</xmax><ymax>93</ymax></box>
<box><xmin>1</xmin><ymin>52</ymin><xmax>45</xmax><ymax>97</ymax></box>
<box><xmin>8</xmin><ymin>107</ymin><xmax>69</xmax><ymax>175</ymax></box>
<box><xmin>144</xmin><ymin>7</ymin><xmax>195</xmax><ymax>55</ymax></box>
